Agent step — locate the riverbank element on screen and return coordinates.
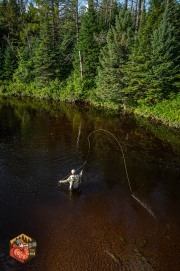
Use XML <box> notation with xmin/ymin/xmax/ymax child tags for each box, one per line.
<box><xmin>0</xmin><ymin>81</ymin><xmax>180</xmax><ymax>128</ymax></box>
<box><xmin>132</xmin><ymin>95</ymin><xmax>180</xmax><ymax>128</ymax></box>
<box><xmin>1</xmin><ymin>96</ymin><xmax>179</xmax><ymax>158</ymax></box>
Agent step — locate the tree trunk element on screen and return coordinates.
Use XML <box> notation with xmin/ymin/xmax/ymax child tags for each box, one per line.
<box><xmin>79</xmin><ymin>50</ymin><xmax>83</xmax><ymax>77</ymax></box>
<box><xmin>124</xmin><ymin>0</ymin><xmax>128</xmax><ymax>10</ymax></box>
<box><xmin>130</xmin><ymin>0</ymin><xmax>135</xmax><ymax>11</ymax></box>
<box><xmin>135</xmin><ymin>0</ymin><xmax>142</xmax><ymax>32</ymax></box>
<box><xmin>75</xmin><ymin>0</ymin><xmax>79</xmax><ymax>41</ymax></box>
<box><xmin>75</xmin><ymin>0</ymin><xmax>83</xmax><ymax>77</ymax></box>
<box><xmin>95</xmin><ymin>0</ymin><xmax>98</xmax><ymax>10</ymax></box>
<box><xmin>141</xmin><ymin>0</ymin><xmax>145</xmax><ymax>12</ymax></box>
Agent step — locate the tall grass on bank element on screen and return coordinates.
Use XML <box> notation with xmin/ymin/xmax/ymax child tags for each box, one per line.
<box><xmin>134</xmin><ymin>94</ymin><xmax>180</xmax><ymax>128</ymax></box>
<box><xmin>0</xmin><ymin>80</ymin><xmax>179</xmax><ymax>128</ymax></box>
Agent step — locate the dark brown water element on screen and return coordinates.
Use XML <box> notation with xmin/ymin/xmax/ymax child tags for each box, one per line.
<box><xmin>0</xmin><ymin>97</ymin><xmax>179</xmax><ymax>271</ymax></box>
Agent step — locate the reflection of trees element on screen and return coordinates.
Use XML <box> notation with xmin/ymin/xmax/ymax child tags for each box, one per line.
<box><xmin>135</xmin><ymin>117</ymin><xmax>180</xmax><ymax>156</ymax></box>
<box><xmin>91</xmin><ymin>132</ymin><xmax>119</xmax><ymax>161</ymax></box>
<box><xmin>88</xmin><ymin>132</ymin><xmax>128</xmax><ymax>186</ymax></box>
<box><xmin>0</xmin><ymin>96</ymin><xmax>179</xmax><ymax>210</ymax></box>
<box><xmin>0</xmin><ymin>104</ymin><xmax>20</xmax><ymax>140</ymax></box>
<box><xmin>0</xmin><ymin>96</ymin><xmax>179</xmax><ymax>167</ymax></box>
<box><xmin>14</xmin><ymin>108</ymin><xmax>31</xmax><ymax>137</ymax></box>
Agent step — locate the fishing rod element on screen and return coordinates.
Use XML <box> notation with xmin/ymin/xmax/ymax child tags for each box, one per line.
<box><xmin>75</xmin><ymin>129</ymin><xmax>133</xmax><ymax>194</ymax></box>
<box><xmin>58</xmin><ymin>128</ymin><xmax>156</xmax><ymax>219</ymax></box>
<box><xmin>58</xmin><ymin>129</ymin><xmax>132</xmax><ymax>194</ymax></box>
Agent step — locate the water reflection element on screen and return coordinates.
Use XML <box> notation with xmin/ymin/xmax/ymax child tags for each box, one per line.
<box><xmin>0</xmin><ymin>97</ymin><xmax>179</xmax><ymax>271</ymax></box>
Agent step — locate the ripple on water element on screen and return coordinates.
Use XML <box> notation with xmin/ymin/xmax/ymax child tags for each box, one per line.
<box><xmin>0</xmin><ymin>98</ymin><xmax>179</xmax><ymax>271</ymax></box>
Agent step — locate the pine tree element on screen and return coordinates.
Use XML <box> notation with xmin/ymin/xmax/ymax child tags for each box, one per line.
<box><xmin>98</xmin><ymin>0</ymin><xmax>119</xmax><ymax>30</ymax></box>
<box><xmin>33</xmin><ymin>20</ymin><xmax>60</xmax><ymax>85</ymax></box>
<box><xmin>96</xmin><ymin>7</ymin><xmax>135</xmax><ymax>105</ymax></box>
<box><xmin>0</xmin><ymin>5</ymin><xmax>6</xmax><ymax>80</ymax></box>
<box><xmin>95</xmin><ymin>0</ymin><xmax>119</xmax><ymax>51</ymax></box>
<box><xmin>0</xmin><ymin>47</ymin><xmax>5</xmax><ymax>80</ymax></box>
<box><xmin>4</xmin><ymin>0</ymin><xmax>20</xmax><ymax>44</ymax></box>
<box><xmin>4</xmin><ymin>45</ymin><xmax>18</xmax><ymax>80</ymax></box>
<box><xmin>123</xmin><ymin>0</ymin><xmax>166</xmax><ymax>105</ymax></box>
<box><xmin>73</xmin><ymin>5</ymin><xmax>100</xmax><ymax>92</ymax></box>
<box><xmin>0</xmin><ymin>0</ymin><xmax>21</xmax><ymax>80</ymax></box>
<box><xmin>13</xmin><ymin>2</ymin><xmax>40</xmax><ymax>84</ymax></box>
<box><xmin>123</xmin><ymin>12</ymin><xmax>149</xmax><ymax>104</ymax></box>
<box><xmin>167</xmin><ymin>0</ymin><xmax>180</xmax><ymax>90</ymax></box>
<box><xmin>60</xmin><ymin>0</ymin><xmax>80</xmax><ymax>79</ymax></box>
<box><xmin>14</xmin><ymin>43</ymin><xmax>35</xmax><ymax>84</ymax></box>
<box><xmin>147</xmin><ymin>5</ymin><xmax>179</xmax><ymax>101</ymax></box>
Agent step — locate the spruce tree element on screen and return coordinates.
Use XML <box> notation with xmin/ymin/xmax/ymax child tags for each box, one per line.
<box><xmin>60</xmin><ymin>0</ymin><xmax>80</xmax><ymax>79</ymax></box>
<box><xmin>123</xmin><ymin>11</ymin><xmax>149</xmax><ymax>104</ymax></box>
<box><xmin>4</xmin><ymin>0</ymin><xmax>20</xmax><ymax>44</ymax></box>
<box><xmin>33</xmin><ymin>20</ymin><xmax>61</xmax><ymax>85</ymax></box>
<box><xmin>98</xmin><ymin>0</ymin><xmax>119</xmax><ymax>30</ymax></box>
<box><xmin>73</xmin><ymin>5</ymin><xmax>100</xmax><ymax>93</ymax></box>
<box><xmin>0</xmin><ymin>0</ymin><xmax>7</xmax><ymax>80</ymax></box>
<box><xmin>14</xmin><ymin>44</ymin><xmax>35</xmax><ymax>84</ymax></box>
<box><xmin>123</xmin><ymin>0</ymin><xmax>166</xmax><ymax>105</ymax></box>
<box><xmin>167</xmin><ymin>0</ymin><xmax>180</xmax><ymax>90</ymax></box>
<box><xmin>14</xmin><ymin>3</ymin><xmax>40</xmax><ymax>84</ymax></box>
<box><xmin>0</xmin><ymin>47</ymin><xmax>5</xmax><ymax>80</ymax></box>
<box><xmin>96</xmin><ymin>7</ymin><xmax>135</xmax><ymax>105</ymax></box>
<box><xmin>4</xmin><ymin>45</ymin><xmax>18</xmax><ymax>80</ymax></box>
<box><xmin>147</xmin><ymin>5</ymin><xmax>179</xmax><ymax>101</ymax></box>
<box><xmin>0</xmin><ymin>0</ymin><xmax>21</xmax><ymax>80</ymax></box>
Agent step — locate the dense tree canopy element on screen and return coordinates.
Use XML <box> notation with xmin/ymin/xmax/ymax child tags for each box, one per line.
<box><xmin>0</xmin><ymin>0</ymin><xmax>179</xmax><ymax>114</ymax></box>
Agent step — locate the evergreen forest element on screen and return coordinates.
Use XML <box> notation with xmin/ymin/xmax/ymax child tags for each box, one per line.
<box><xmin>0</xmin><ymin>0</ymin><xmax>179</xmax><ymax>127</ymax></box>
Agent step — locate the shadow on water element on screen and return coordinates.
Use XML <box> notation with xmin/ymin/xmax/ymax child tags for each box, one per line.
<box><xmin>0</xmin><ymin>97</ymin><xmax>180</xmax><ymax>271</ymax></box>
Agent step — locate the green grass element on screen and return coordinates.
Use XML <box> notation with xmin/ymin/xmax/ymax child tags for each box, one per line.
<box><xmin>0</xmin><ymin>80</ymin><xmax>180</xmax><ymax>128</ymax></box>
<box><xmin>134</xmin><ymin>94</ymin><xmax>180</xmax><ymax>128</ymax></box>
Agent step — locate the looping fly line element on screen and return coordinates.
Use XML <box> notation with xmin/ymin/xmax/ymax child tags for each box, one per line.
<box><xmin>58</xmin><ymin>128</ymin><xmax>156</xmax><ymax>219</ymax></box>
<box><xmin>59</xmin><ymin>129</ymin><xmax>132</xmax><ymax>194</ymax></box>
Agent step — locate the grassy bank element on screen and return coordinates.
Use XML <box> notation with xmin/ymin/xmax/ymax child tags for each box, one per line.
<box><xmin>0</xmin><ymin>81</ymin><xmax>179</xmax><ymax>128</ymax></box>
<box><xmin>133</xmin><ymin>94</ymin><xmax>180</xmax><ymax>128</ymax></box>
<box><xmin>0</xmin><ymin>80</ymin><xmax>71</xmax><ymax>101</ymax></box>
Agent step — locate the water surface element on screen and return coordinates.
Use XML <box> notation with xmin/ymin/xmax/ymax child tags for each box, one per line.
<box><xmin>0</xmin><ymin>97</ymin><xmax>179</xmax><ymax>271</ymax></box>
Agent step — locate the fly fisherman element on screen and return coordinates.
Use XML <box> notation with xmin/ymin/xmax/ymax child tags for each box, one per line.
<box><xmin>59</xmin><ymin>169</ymin><xmax>82</xmax><ymax>191</ymax></box>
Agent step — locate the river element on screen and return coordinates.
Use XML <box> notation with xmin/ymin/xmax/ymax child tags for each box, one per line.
<box><xmin>0</xmin><ymin>97</ymin><xmax>179</xmax><ymax>271</ymax></box>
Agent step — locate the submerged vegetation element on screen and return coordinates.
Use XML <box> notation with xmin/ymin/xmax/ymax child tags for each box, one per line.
<box><xmin>0</xmin><ymin>0</ymin><xmax>179</xmax><ymax>127</ymax></box>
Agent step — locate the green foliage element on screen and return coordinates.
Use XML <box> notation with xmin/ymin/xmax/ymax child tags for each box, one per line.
<box><xmin>0</xmin><ymin>0</ymin><xmax>179</xmax><ymax>128</ymax></box>
<box><xmin>147</xmin><ymin>6</ymin><xmax>179</xmax><ymax>100</ymax></box>
<box><xmin>0</xmin><ymin>0</ymin><xmax>23</xmax><ymax>81</ymax></box>
<box><xmin>73</xmin><ymin>6</ymin><xmax>100</xmax><ymax>90</ymax></box>
<box><xmin>59</xmin><ymin>0</ymin><xmax>80</xmax><ymax>79</ymax></box>
<box><xmin>0</xmin><ymin>79</ymin><xmax>66</xmax><ymax>101</ymax></box>
<box><xmin>33</xmin><ymin>20</ymin><xmax>61</xmax><ymax>86</ymax></box>
<box><xmin>96</xmin><ymin>7</ymin><xmax>135</xmax><ymax>104</ymax></box>
<box><xmin>0</xmin><ymin>47</ymin><xmax>5</xmax><ymax>80</ymax></box>
<box><xmin>123</xmin><ymin>10</ymin><xmax>154</xmax><ymax>104</ymax></box>
<box><xmin>134</xmin><ymin>93</ymin><xmax>180</xmax><ymax>128</ymax></box>
<box><xmin>65</xmin><ymin>72</ymin><xmax>88</xmax><ymax>101</ymax></box>
<box><xmin>64</xmin><ymin>73</ymin><xmax>80</xmax><ymax>101</ymax></box>
<box><xmin>122</xmin><ymin>11</ymin><xmax>149</xmax><ymax>104</ymax></box>
<box><xmin>14</xmin><ymin>44</ymin><xmax>35</xmax><ymax>84</ymax></box>
<box><xmin>3</xmin><ymin>45</ymin><xmax>18</xmax><ymax>80</ymax></box>
<box><xmin>98</xmin><ymin>0</ymin><xmax>119</xmax><ymax>31</ymax></box>
<box><xmin>1</xmin><ymin>0</ymin><xmax>21</xmax><ymax>43</ymax></box>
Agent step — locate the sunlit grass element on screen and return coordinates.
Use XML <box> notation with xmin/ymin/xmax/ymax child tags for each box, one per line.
<box><xmin>134</xmin><ymin>94</ymin><xmax>180</xmax><ymax>128</ymax></box>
